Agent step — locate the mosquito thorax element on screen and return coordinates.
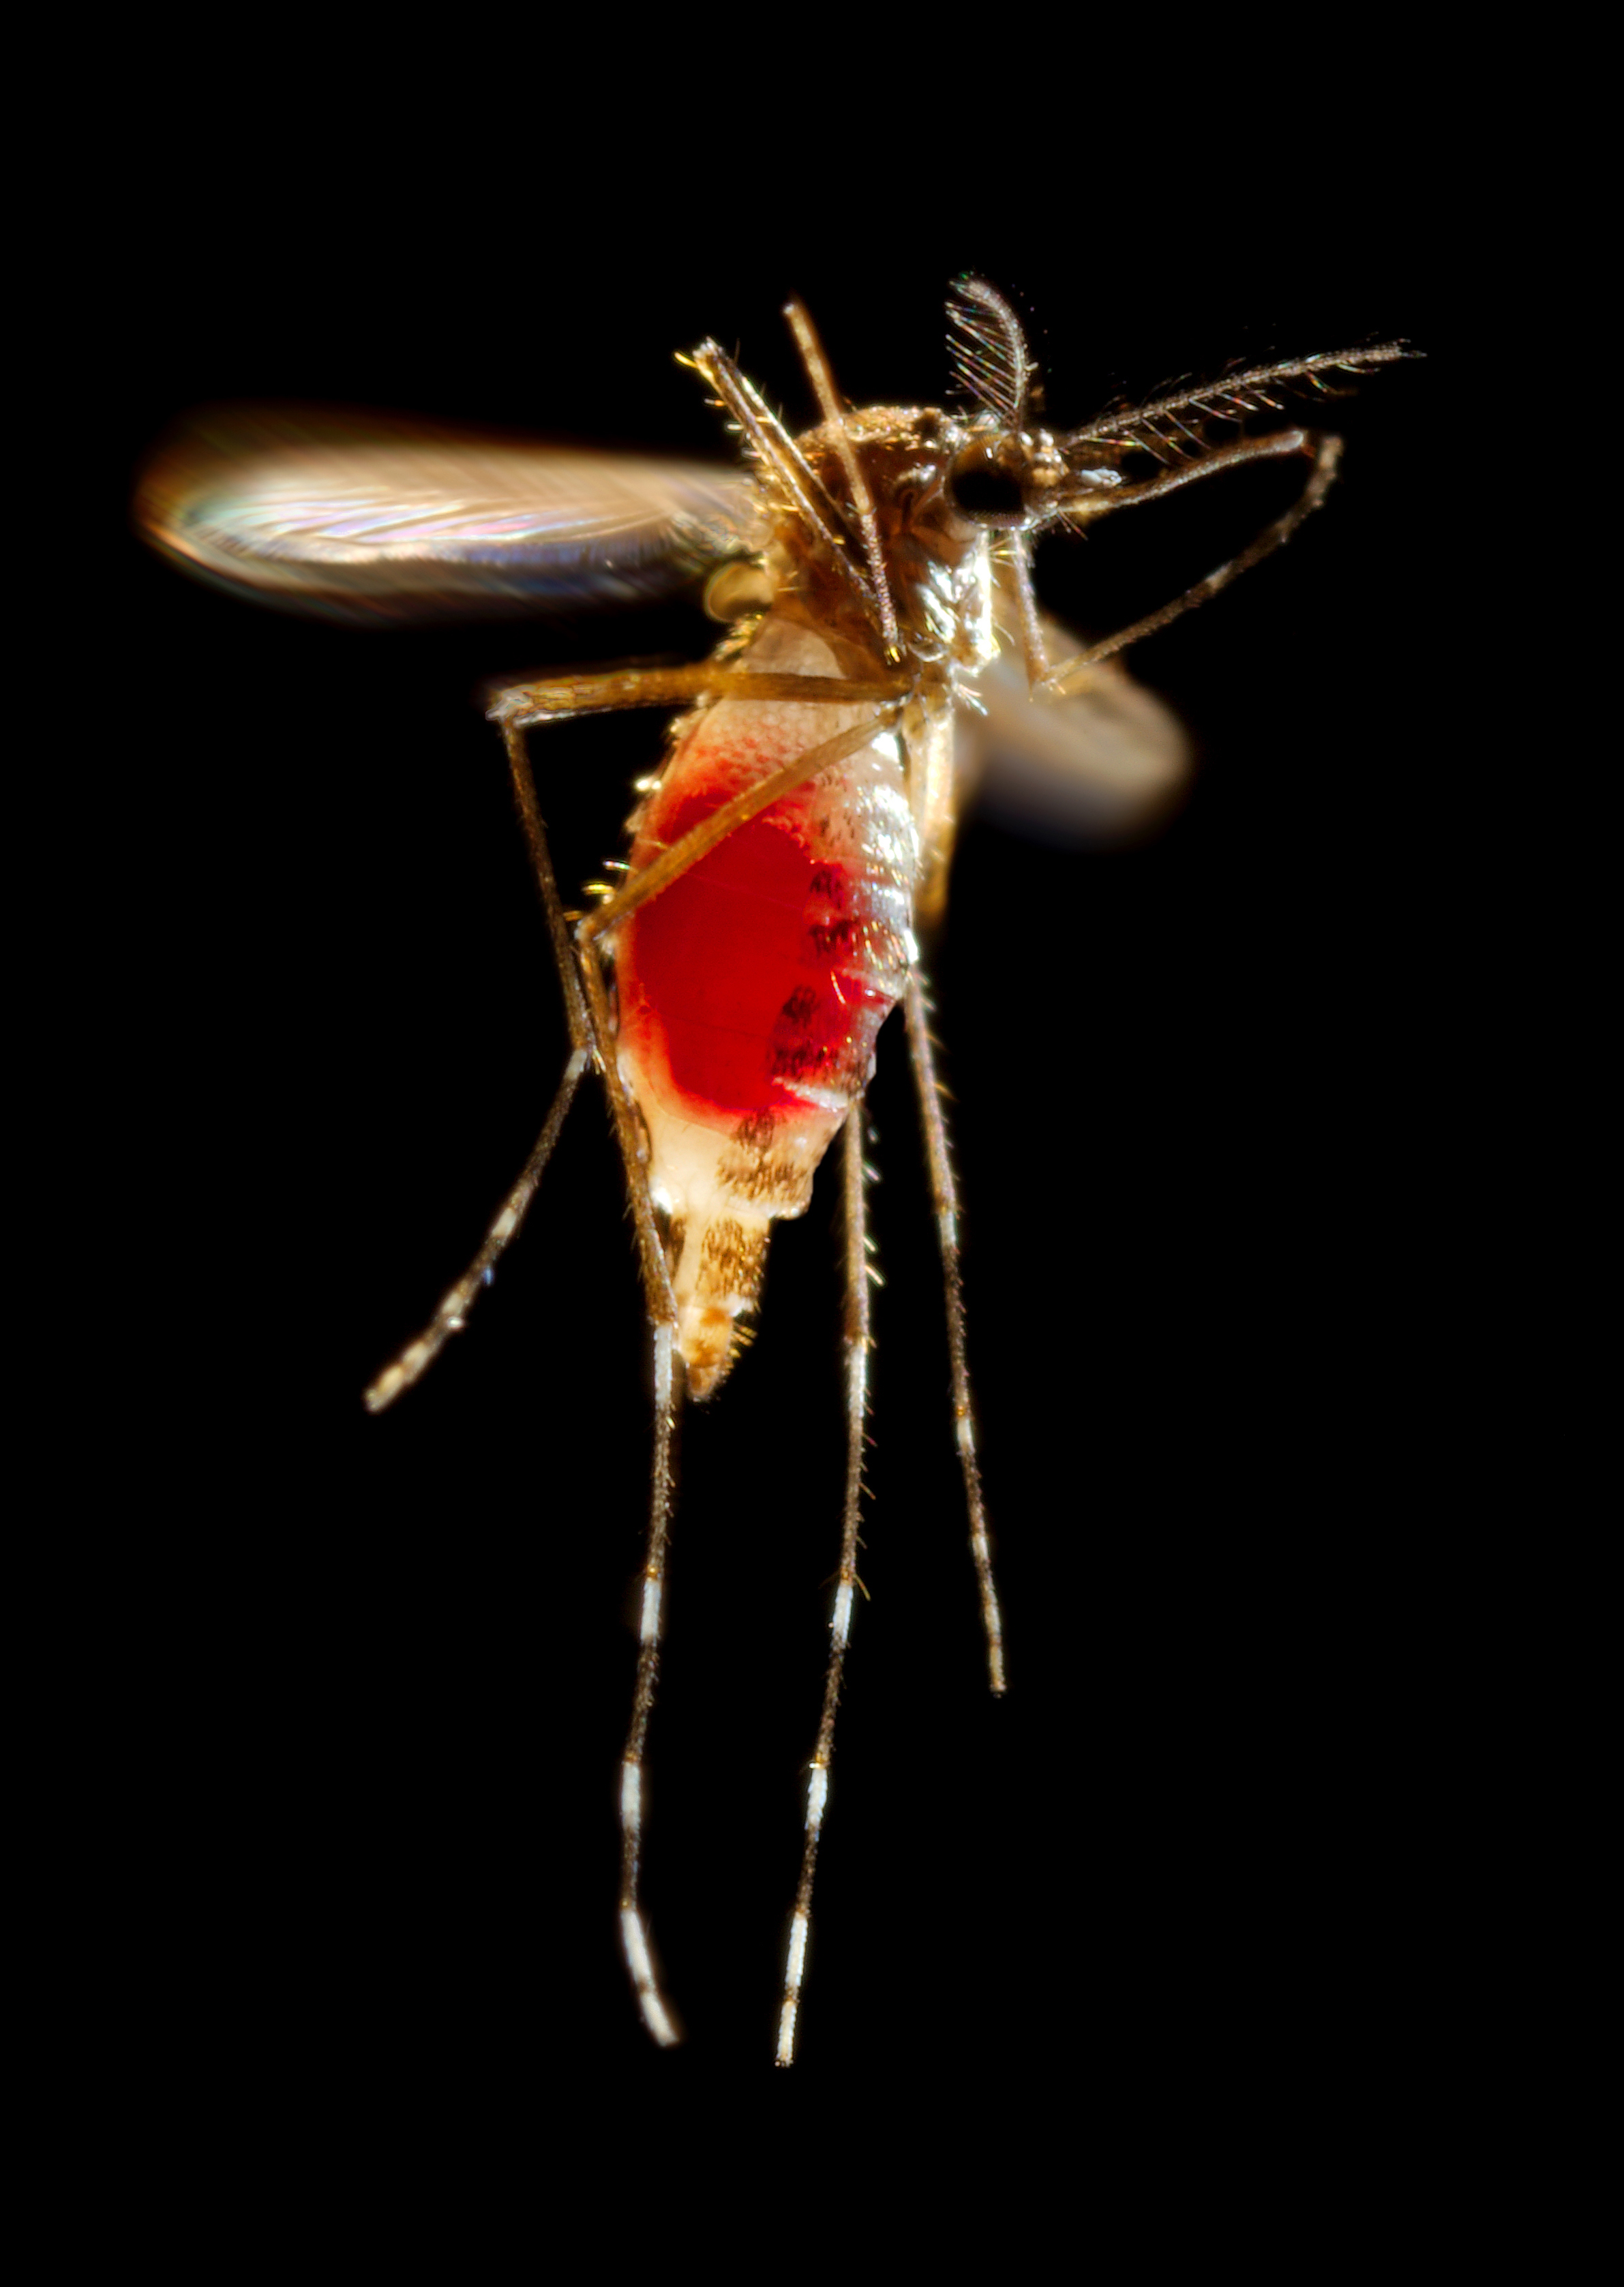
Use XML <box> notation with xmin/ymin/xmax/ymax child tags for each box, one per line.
<box><xmin>791</xmin><ymin>406</ymin><xmax>978</xmax><ymax>554</ymax></box>
<box><xmin>767</xmin><ymin>406</ymin><xmax>1003</xmax><ymax>674</ymax></box>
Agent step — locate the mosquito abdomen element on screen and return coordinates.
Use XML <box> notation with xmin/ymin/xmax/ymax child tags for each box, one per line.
<box><xmin>614</xmin><ymin>616</ymin><xmax>916</xmax><ymax>1394</ymax></box>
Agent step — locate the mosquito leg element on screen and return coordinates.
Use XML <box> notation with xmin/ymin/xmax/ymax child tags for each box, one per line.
<box><xmin>1038</xmin><ymin>430</ymin><xmax>1343</xmax><ymax>695</ymax></box>
<box><xmin>683</xmin><ymin>339</ymin><xmax>877</xmax><ymax>629</ymax></box>
<box><xmin>1002</xmin><ymin>530</ymin><xmax>1053</xmax><ymax>689</ymax></box>
<box><xmin>576</xmin><ymin>705</ymin><xmax>904</xmax><ymax>952</ymax></box>
<box><xmin>489</xmin><ymin>663</ymin><xmax>903</xmax><ymax>734</ymax></box>
<box><xmin>501</xmin><ymin>711</ymin><xmax>687</xmax><ymax>2047</ymax></box>
<box><xmin>783</xmin><ymin>299</ymin><xmax>901</xmax><ymax>661</ymax></box>
<box><xmin>619</xmin><ymin>1317</ymin><xmax>682</xmax><ymax>2047</ymax></box>
<box><xmin>776</xmin><ymin>1107</ymin><xmax>871</xmax><ymax>2067</ymax></box>
<box><xmin>905</xmin><ymin>972</ymin><xmax>1006</xmax><ymax>1695</ymax></box>
<box><xmin>500</xmin><ymin>719</ymin><xmax>591</xmax><ymax>1054</ymax></box>
<box><xmin>500</xmin><ymin>714</ymin><xmax>680</xmax><ymax>1332</ymax></box>
<box><xmin>363</xmin><ymin>720</ymin><xmax>596</xmax><ymax>1410</ymax></box>
<box><xmin>569</xmin><ymin>927</ymin><xmax>680</xmax><ymax>1331</ymax></box>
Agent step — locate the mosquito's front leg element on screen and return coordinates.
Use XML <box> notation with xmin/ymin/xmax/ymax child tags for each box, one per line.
<box><xmin>1035</xmin><ymin>428</ymin><xmax>1344</xmax><ymax>696</ymax></box>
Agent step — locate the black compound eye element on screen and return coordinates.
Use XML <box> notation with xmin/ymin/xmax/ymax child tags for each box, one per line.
<box><xmin>946</xmin><ymin>438</ymin><xmax>1028</xmax><ymax>526</ymax></box>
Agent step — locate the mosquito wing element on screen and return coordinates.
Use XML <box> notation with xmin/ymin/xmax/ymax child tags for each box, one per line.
<box><xmin>957</xmin><ymin>609</ymin><xmax>1194</xmax><ymax>844</ymax></box>
<box><xmin>134</xmin><ymin>405</ymin><xmax>768</xmax><ymax>625</ymax></box>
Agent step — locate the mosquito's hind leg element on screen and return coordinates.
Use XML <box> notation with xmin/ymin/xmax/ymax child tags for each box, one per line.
<box><xmin>618</xmin><ymin>1317</ymin><xmax>682</xmax><ymax>2046</ymax></box>
<box><xmin>777</xmin><ymin>1106</ymin><xmax>873</xmax><ymax>2067</ymax></box>
<box><xmin>363</xmin><ymin>719</ymin><xmax>597</xmax><ymax>1411</ymax></box>
<box><xmin>498</xmin><ymin>707</ymin><xmax>689</xmax><ymax>2046</ymax></box>
<box><xmin>905</xmin><ymin>972</ymin><xmax>1006</xmax><ymax>1694</ymax></box>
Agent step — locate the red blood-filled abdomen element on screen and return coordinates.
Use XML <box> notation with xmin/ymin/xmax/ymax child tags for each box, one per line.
<box><xmin>616</xmin><ymin>707</ymin><xmax>916</xmax><ymax>1135</ymax></box>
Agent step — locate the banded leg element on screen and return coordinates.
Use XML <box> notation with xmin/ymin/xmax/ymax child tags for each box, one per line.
<box><xmin>501</xmin><ymin>698</ymin><xmax>686</xmax><ymax>2044</ymax></box>
<box><xmin>495</xmin><ymin>691</ymin><xmax>682</xmax><ymax>2045</ymax></box>
<box><xmin>618</xmin><ymin>1318</ymin><xmax>682</xmax><ymax>2046</ymax></box>
<box><xmin>363</xmin><ymin>721</ymin><xmax>595</xmax><ymax>1411</ymax></box>
<box><xmin>777</xmin><ymin>1107</ymin><xmax>872</xmax><ymax>2067</ymax></box>
<box><xmin>905</xmin><ymin>973</ymin><xmax>1006</xmax><ymax>1695</ymax></box>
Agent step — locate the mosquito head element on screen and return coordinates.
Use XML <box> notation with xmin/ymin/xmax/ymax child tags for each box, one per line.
<box><xmin>942</xmin><ymin>425</ymin><xmax>1064</xmax><ymax>529</ymax></box>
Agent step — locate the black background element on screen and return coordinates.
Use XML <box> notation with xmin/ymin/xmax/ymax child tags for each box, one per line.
<box><xmin>100</xmin><ymin>30</ymin><xmax>1462</xmax><ymax>2149</ymax></box>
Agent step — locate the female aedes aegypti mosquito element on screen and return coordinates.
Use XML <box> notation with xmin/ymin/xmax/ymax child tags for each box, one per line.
<box><xmin>137</xmin><ymin>282</ymin><xmax>1406</xmax><ymax>2063</ymax></box>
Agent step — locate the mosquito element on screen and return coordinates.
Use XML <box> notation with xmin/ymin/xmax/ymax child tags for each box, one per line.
<box><xmin>136</xmin><ymin>282</ymin><xmax>1407</xmax><ymax>2063</ymax></box>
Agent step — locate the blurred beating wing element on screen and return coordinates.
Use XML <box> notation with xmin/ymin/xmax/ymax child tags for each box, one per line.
<box><xmin>957</xmin><ymin>606</ymin><xmax>1193</xmax><ymax>845</ymax></box>
<box><xmin>134</xmin><ymin>406</ymin><xmax>768</xmax><ymax>625</ymax></box>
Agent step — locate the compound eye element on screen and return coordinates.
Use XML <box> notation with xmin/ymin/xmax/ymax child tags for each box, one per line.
<box><xmin>946</xmin><ymin>437</ymin><xmax>1028</xmax><ymax>527</ymax></box>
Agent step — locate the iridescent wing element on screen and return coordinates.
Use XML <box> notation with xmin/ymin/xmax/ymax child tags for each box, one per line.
<box><xmin>134</xmin><ymin>405</ymin><xmax>768</xmax><ymax>625</ymax></box>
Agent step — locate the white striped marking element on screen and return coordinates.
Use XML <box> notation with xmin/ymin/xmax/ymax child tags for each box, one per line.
<box><xmin>620</xmin><ymin>1908</ymin><xmax>678</xmax><ymax>2048</ymax></box>
<box><xmin>832</xmin><ymin>1580</ymin><xmax>854</xmax><ymax>1645</ymax></box>
<box><xmin>777</xmin><ymin>1907</ymin><xmax>810</xmax><ymax>2065</ymax></box>
<box><xmin>639</xmin><ymin>1574</ymin><xmax>663</xmax><ymax>1643</ymax></box>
